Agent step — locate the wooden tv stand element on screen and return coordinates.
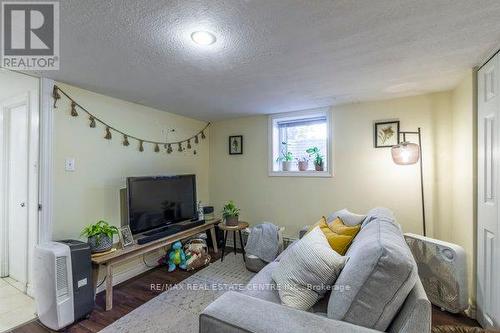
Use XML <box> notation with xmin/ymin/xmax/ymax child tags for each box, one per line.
<box><xmin>91</xmin><ymin>219</ymin><xmax>221</xmax><ymax>311</ymax></box>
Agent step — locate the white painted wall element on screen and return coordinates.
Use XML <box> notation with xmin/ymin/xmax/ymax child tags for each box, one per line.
<box><xmin>52</xmin><ymin>82</ymin><xmax>210</xmax><ymax>282</ymax></box>
<box><xmin>209</xmin><ymin>92</ymin><xmax>452</xmax><ymax>237</ymax></box>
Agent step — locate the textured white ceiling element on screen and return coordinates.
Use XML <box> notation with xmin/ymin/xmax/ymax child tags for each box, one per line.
<box><xmin>38</xmin><ymin>0</ymin><xmax>500</xmax><ymax>120</ymax></box>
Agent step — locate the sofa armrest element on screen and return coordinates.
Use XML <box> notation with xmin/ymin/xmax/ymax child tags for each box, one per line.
<box><xmin>199</xmin><ymin>291</ymin><xmax>379</xmax><ymax>333</ymax></box>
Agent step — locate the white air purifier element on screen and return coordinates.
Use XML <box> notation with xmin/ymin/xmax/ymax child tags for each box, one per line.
<box><xmin>404</xmin><ymin>233</ymin><xmax>468</xmax><ymax>313</ymax></box>
<box><xmin>34</xmin><ymin>241</ymin><xmax>94</xmax><ymax>330</ymax></box>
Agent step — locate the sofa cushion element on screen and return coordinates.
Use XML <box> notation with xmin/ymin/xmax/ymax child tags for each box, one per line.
<box><xmin>243</xmin><ymin>259</ymin><xmax>331</xmax><ymax>314</ymax></box>
<box><xmin>327</xmin><ymin>210</ymin><xmax>418</xmax><ymax>331</ymax></box>
<box><xmin>328</xmin><ymin>218</ymin><xmax>361</xmax><ymax>255</ymax></box>
<box><xmin>307</xmin><ymin>217</ymin><xmax>361</xmax><ymax>255</ymax></box>
<box><xmin>272</xmin><ymin>227</ymin><xmax>347</xmax><ymax>310</ymax></box>
<box><xmin>242</xmin><ymin>261</ymin><xmax>281</xmax><ymax>304</ymax></box>
<box><xmin>327</xmin><ymin>209</ymin><xmax>367</xmax><ymax>226</ymax></box>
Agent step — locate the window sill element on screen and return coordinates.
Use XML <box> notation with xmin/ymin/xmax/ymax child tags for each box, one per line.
<box><xmin>268</xmin><ymin>171</ymin><xmax>333</xmax><ymax>178</ymax></box>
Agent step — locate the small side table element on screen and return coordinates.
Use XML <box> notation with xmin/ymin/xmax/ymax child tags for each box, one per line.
<box><xmin>219</xmin><ymin>221</ymin><xmax>249</xmax><ymax>262</ymax></box>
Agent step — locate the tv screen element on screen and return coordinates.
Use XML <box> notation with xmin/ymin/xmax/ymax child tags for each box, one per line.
<box><xmin>127</xmin><ymin>175</ymin><xmax>197</xmax><ymax>235</ymax></box>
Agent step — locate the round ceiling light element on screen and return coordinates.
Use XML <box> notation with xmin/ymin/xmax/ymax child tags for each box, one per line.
<box><xmin>191</xmin><ymin>31</ymin><xmax>216</xmax><ymax>45</ymax></box>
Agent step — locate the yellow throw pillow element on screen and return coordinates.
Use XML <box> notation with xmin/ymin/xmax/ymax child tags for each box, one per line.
<box><xmin>308</xmin><ymin>217</ymin><xmax>360</xmax><ymax>255</ymax></box>
<box><xmin>328</xmin><ymin>217</ymin><xmax>361</xmax><ymax>254</ymax></box>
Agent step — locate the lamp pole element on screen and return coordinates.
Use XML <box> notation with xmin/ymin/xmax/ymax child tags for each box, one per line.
<box><xmin>417</xmin><ymin>128</ymin><xmax>426</xmax><ymax>236</ymax></box>
<box><xmin>397</xmin><ymin>128</ymin><xmax>426</xmax><ymax>236</ymax></box>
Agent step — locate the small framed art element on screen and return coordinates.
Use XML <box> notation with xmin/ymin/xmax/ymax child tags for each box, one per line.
<box><xmin>119</xmin><ymin>225</ymin><xmax>135</xmax><ymax>248</ymax></box>
<box><xmin>374</xmin><ymin>121</ymin><xmax>400</xmax><ymax>148</ymax></box>
<box><xmin>229</xmin><ymin>135</ymin><xmax>243</xmax><ymax>155</ymax></box>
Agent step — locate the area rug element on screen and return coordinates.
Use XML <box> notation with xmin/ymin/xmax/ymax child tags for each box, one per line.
<box><xmin>99</xmin><ymin>254</ymin><xmax>255</xmax><ymax>333</ymax></box>
<box><xmin>433</xmin><ymin>326</ymin><xmax>497</xmax><ymax>333</ymax></box>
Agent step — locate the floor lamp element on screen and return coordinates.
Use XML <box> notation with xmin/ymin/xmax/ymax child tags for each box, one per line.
<box><xmin>391</xmin><ymin>127</ymin><xmax>426</xmax><ymax>236</ymax></box>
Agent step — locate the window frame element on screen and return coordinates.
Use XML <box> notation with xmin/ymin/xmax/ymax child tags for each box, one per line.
<box><xmin>268</xmin><ymin>108</ymin><xmax>333</xmax><ymax>177</ymax></box>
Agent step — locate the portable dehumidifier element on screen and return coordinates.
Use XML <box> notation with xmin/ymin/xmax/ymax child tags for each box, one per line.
<box><xmin>33</xmin><ymin>240</ymin><xmax>94</xmax><ymax>330</ymax></box>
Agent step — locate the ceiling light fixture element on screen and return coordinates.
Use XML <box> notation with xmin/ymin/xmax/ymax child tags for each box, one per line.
<box><xmin>191</xmin><ymin>31</ymin><xmax>216</xmax><ymax>45</ymax></box>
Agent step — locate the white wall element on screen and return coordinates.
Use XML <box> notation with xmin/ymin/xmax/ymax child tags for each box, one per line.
<box><xmin>209</xmin><ymin>92</ymin><xmax>452</xmax><ymax>237</ymax></box>
<box><xmin>53</xmin><ymin>82</ymin><xmax>210</xmax><ymax>283</ymax></box>
<box><xmin>446</xmin><ymin>71</ymin><xmax>476</xmax><ymax>306</ymax></box>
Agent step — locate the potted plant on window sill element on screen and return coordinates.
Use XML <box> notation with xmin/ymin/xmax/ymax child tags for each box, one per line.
<box><xmin>81</xmin><ymin>220</ymin><xmax>119</xmax><ymax>253</ymax></box>
<box><xmin>297</xmin><ymin>157</ymin><xmax>309</xmax><ymax>171</ymax></box>
<box><xmin>277</xmin><ymin>142</ymin><xmax>293</xmax><ymax>171</ymax></box>
<box><xmin>306</xmin><ymin>146</ymin><xmax>324</xmax><ymax>171</ymax></box>
<box><xmin>223</xmin><ymin>200</ymin><xmax>241</xmax><ymax>226</ymax></box>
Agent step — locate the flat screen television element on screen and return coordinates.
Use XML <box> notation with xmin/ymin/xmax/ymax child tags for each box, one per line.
<box><xmin>127</xmin><ymin>175</ymin><xmax>197</xmax><ymax>235</ymax></box>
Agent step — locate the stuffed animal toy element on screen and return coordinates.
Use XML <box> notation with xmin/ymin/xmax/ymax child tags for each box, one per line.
<box><xmin>165</xmin><ymin>241</ymin><xmax>187</xmax><ymax>272</ymax></box>
<box><xmin>184</xmin><ymin>239</ymin><xmax>211</xmax><ymax>271</ymax></box>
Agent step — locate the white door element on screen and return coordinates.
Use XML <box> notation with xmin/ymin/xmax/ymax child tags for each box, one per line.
<box><xmin>477</xmin><ymin>53</ymin><xmax>500</xmax><ymax>328</ymax></box>
<box><xmin>0</xmin><ymin>93</ymin><xmax>34</xmax><ymax>293</ymax></box>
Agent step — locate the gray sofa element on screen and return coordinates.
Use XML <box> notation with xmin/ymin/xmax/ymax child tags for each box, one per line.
<box><xmin>200</xmin><ymin>208</ymin><xmax>431</xmax><ymax>333</ymax></box>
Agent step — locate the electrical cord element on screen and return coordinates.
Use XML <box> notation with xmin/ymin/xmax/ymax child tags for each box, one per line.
<box><xmin>96</xmin><ymin>275</ymin><xmax>106</xmax><ymax>289</ymax></box>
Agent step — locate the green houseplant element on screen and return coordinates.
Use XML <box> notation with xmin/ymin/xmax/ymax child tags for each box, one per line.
<box><xmin>276</xmin><ymin>142</ymin><xmax>293</xmax><ymax>171</ymax></box>
<box><xmin>222</xmin><ymin>201</ymin><xmax>241</xmax><ymax>226</ymax></box>
<box><xmin>81</xmin><ymin>220</ymin><xmax>119</xmax><ymax>253</ymax></box>
<box><xmin>306</xmin><ymin>146</ymin><xmax>324</xmax><ymax>171</ymax></box>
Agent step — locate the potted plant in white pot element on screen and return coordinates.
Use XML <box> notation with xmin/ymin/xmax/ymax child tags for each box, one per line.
<box><xmin>276</xmin><ymin>142</ymin><xmax>293</xmax><ymax>171</ymax></box>
<box><xmin>306</xmin><ymin>146</ymin><xmax>324</xmax><ymax>171</ymax></box>
<box><xmin>81</xmin><ymin>220</ymin><xmax>119</xmax><ymax>253</ymax></box>
<box><xmin>222</xmin><ymin>200</ymin><xmax>240</xmax><ymax>226</ymax></box>
<box><xmin>297</xmin><ymin>156</ymin><xmax>309</xmax><ymax>171</ymax></box>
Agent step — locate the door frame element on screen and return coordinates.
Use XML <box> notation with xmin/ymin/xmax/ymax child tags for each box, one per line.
<box><xmin>477</xmin><ymin>53</ymin><xmax>499</xmax><ymax>328</ymax></box>
<box><xmin>0</xmin><ymin>92</ymin><xmax>39</xmax><ymax>293</ymax></box>
<box><xmin>38</xmin><ymin>78</ymin><xmax>54</xmax><ymax>244</ymax></box>
<box><xmin>0</xmin><ymin>73</ymin><xmax>54</xmax><ymax>296</ymax></box>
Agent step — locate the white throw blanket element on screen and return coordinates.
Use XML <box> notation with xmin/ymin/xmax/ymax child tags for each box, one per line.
<box><xmin>244</xmin><ymin>223</ymin><xmax>279</xmax><ymax>262</ymax></box>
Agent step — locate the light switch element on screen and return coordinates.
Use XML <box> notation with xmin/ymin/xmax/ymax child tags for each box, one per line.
<box><xmin>65</xmin><ymin>158</ymin><xmax>75</xmax><ymax>171</ymax></box>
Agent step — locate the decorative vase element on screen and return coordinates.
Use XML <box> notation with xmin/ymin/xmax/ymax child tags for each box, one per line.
<box><xmin>282</xmin><ymin>161</ymin><xmax>292</xmax><ymax>171</ymax></box>
<box><xmin>226</xmin><ymin>216</ymin><xmax>239</xmax><ymax>226</ymax></box>
<box><xmin>315</xmin><ymin>162</ymin><xmax>324</xmax><ymax>171</ymax></box>
<box><xmin>88</xmin><ymin>234</ymin><xmax>113</xmax><ymax>253</ymax></box>
<box><xmin>298</xmin><ymin>161</ymin><xmax>309</xmax><ymax>171</ymax></box>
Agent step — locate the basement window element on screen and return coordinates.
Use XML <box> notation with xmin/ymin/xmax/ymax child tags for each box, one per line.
<box><xmin>268</xmin><ymin>108</ymin><xmax>332</xmax><ymax>177</ymax></box>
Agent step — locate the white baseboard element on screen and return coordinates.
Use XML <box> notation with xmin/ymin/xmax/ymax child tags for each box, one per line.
<box><xmin>26</xmin><ymin>283</ymin><xmax>34</xmax><ymax>297</ymax></box>
<box><xmin>465</xmin><ymin>300</ymin><xmax>477</xmax><ymax>319</ymax></box>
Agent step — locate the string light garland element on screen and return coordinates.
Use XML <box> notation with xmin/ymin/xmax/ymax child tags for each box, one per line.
<box><xmin>52</xmin><ymin>85</ymin><xmax>210</xmax><ymax>154</ymax></box>
<box><xmin>53</xmin><ymin>86</ymin><xmax>60</xmax><ymax>108</ymax></box>
<box><xmin>70</xmin><ymin>101</ymin><xmax>78</xmax><ymax>117</ymax></box>
<box><xmin>105</xmin><ymin>127</ymin><xmax>112</xmax><ymax>140</ymax></box>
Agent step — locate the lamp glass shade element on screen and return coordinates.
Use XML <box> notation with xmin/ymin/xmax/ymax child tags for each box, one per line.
<box><xmin>391</xmin><ymin>142</ymin><xmax>420</xmax><ymax>165</ymax></box>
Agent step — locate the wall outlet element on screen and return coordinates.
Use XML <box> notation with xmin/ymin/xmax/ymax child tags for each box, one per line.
<box><xmin>65</xmin><ymin>158</ymin><xmax>76</xmax><ymax>172</ymax></box>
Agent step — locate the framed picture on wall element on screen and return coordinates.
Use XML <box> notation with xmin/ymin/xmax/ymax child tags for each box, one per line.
<box><xmin>119</xmin><ymin>225</ymin><xmax>135</xmax><ymax>248</ymax></box>
<box><xmin>229</xmin><ymin>135</ymin><xmax>243</xmax><ymax>155</ymax></box>
<box><xmin>374</xmin><ymin>120</ymin><xmax>400</xmax><ymax>148</ymax></box>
